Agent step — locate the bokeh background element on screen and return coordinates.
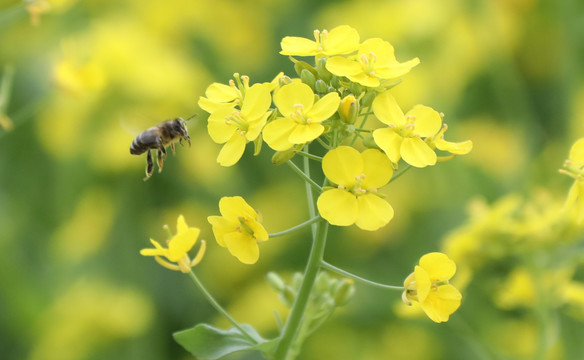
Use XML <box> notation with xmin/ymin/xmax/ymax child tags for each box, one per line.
<box><xmin>1</xmin><ymin>0</ymin><xmax>584</xmax><ymax>359</ymax></box>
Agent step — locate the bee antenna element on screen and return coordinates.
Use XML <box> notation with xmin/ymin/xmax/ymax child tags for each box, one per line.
<box><xmin>185</xmin><ymin>113</ymin><xmax>198</xmax><ymax>121</ymax></box>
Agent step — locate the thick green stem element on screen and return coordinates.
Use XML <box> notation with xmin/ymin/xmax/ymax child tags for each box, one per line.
<box><xmin>269</xmin><ymin>216</ymin><xmax>321</xmax><ymax>238</ymax></box>
<box><xmin>273</xmin><ymin>219</ymin><xmax>329</xmax><ymax>360</ymax></box>
<box><xmin>321</xmin><ymin>261</ymin><xmax>404</xmax><ymax>291</ymax></box>
<box><xmin>187</xmin><ymin>270</ymin><xmax>257</xmax><ymax>344</ymax></box>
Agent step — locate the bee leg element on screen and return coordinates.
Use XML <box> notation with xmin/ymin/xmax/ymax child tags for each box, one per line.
<box><xmin>159</xmin><ymin>143</ymin><xmax>167</xmax><ymax>159</ymax></box>
<box><xmin>157</xmin><ymin>149</ymin><xmax>164</xmax><ymax>173</ymax></box>
<box><xmin>143</xmin><ymin>150</ymin><xmax>154</xmax><ymax>181</ymax></box>
<box><xmin>179</xmin><ymin>138</ymin><xmax>184</xmax><ymax>147</ymax></box>
<box><xmin>170</xmin><ymin>142</ymin><xmax>176</xmax><ymax>156</ymax></box>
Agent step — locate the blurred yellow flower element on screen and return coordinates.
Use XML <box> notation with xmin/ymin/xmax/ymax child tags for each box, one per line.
<box><xmin>206</xmin><ymin>83</ymin><xmax>272</xmax><ymax>166</ymax></box>
<box><xmin>562</xmin><ymin>137</ymin><xmax>584</xmax><ymax>223</ymax></box>
<box><xmin>140</xmin><ymin>215</ymin><xmax>205</xmax><ymax>273</ymax></box>
<box><xmin>207</xmin><ymin>196</ymin><xmax>269</xmax><ymax>264</ymax></box>
<box><xmin>372</xmin><ymin>91</ymin><xmax>442</xmax><ymax>167</ymax></box>
<box><xmin>326</xmin><ymin>38</ymin><xmax>419</xmax><ymax>88</ymax></box>
<box><xmin>402</xmin><ymin>252</ymin><xmax>461</xmax><ymax>323</ymax></box>
<box><xmin>263</xmin><ymin>82</ymin><xmax>339</xmax><ymax>151</ymax></box>
<box><xmin>280</xmin><ymin>25</ymin><xmax>359</xmax><ymax>58</ymax></box>
<box><xmin>53</xmin><ymin>58</ymin><xmax>106</xmax><ymax>95</ymax></box>
<box><xmin>317</xmin><ymin>146</ymin><xmax>394</xmax><ymax>231</ymax></box>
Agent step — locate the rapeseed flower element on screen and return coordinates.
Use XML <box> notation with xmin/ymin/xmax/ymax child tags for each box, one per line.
<box><xmin>208</xmin><ymin>196</ymin><xmax>269</xmax><ymax>264</ymax></box>
<box><xmin>140</xmin><ymin>215</ymin><xmax>206</xmax><ymax>273</ymax></box>
<box><xmin>317</xmin><ymin>146</ymin><xmax>394</xmax><ymax>231</ymax></box>
<box><xmin>280</xmin><ymin>25</ymin><xmax>360</xmax><ymax>58</ymax></box>
<box><xmin>562</xmin><ymin>138</ymin><xmax>584</xmax><ymax>223</ymax></box>
<box><xmin>402</xmin><ymin>252</ymin><xmax>461</xmax><ymax>323</ymax></box>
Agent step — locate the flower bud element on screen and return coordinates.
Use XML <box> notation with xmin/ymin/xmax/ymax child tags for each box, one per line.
<box><xmin>315</xmin><ymin>79</ymin><xmax>328</xmax><ymax>94</ymax></box>
<box><xmin>362</xmin><ymin>135</ymin><xmax>379</xmax><ymax>149</ymax></box>
<box><xmin>294</xmin><ymin>60</ymin><xmax>317</xmax><ymax>78</ymax></box>
<box><xmin>272</xmin><ymin>146</ymin><xmax>299</xmax><ymax>165</ymax></box>
<box><xmin>316</xmin><ymin>57</ymin><xmax>332</xmax><ymax>82</ymax></box>
<box><xmin>360</xmin><ymin>91</ymin><xmax>376</xmax><ymax>107</ymax></box>
<box><xmin>332</xmin><ymin>278</ymin><xmax>355</xmax><ymax>306</ymax></box>
<box><xmin>330</xmin><ymin>75</ymin><xmax>341</xmax><ymax>89</ymax></box>
<box><xmin>266</xmin><ymin>272</ymin><xmax>285</xmax><ymax>292</ymax></box>
<box><xmin>314</xmin><ymin>272</ymin><xmax>331</xmax><ymax>294</ymax></box>
<box><xmin>349</xmin><ymin>82</ymin><xmax>363</xmax><ymax>96</ymax></box>
<box><xmin>281</xmin><ymin>285</ymin><xmax>296</xmax><ymax>307</ymax></box>
<box><xmin>300</xmin><ymin>69</ymin><xmax>316</xmax><ymax>90</ymax></box>
<box><xmin>338</xmin><ymin>94</ymin><xmax>358</xmax><ymax>124</ymax></box>
<box><xmin>278</xmin><ymin>75</ymin><xmax>293</xmax><ymax>87</ymax></box>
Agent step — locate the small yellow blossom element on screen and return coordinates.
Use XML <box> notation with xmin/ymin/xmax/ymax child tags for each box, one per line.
<box><xmin>317</xmin><ymin>146</ymin><xmax>394</xmax><ymax>231</ymax></box>
<box><xmin>53</xmin><ymin>58</ymin><xmax>106</xmax><ymax>95</ymax></box>
<box><xmin>402</xmin><ymin>252</ymin><xmax>462</xmax><ymax>323</ymax></box>
<box><xmin>372</xmin><ymin>91</ymin><xmax>443</xmax><ymax>167</ymax></box>
<box><xmin>326</xmin><ymin>38</ymin><xmax>419</xmax><ymax>88</ymax></box>
<box><xmin>206</xmin><ymin>83</ymin><xmax>272</xmax><ymax>166</ymax></box>
<box><xmin>263</xmin><ymin>82</ymin><xmax>340</xmax><ymax>151</ymax></box>
<box><xmin>562</xmin><ymin>138</ymin><xmax>584</xmax><ymax>223</ymax></box>
<box><xmin>207</xmin><ymin>196</ymin><xmax>269</xmax><ymax>264</ymax></box>
<box><xmin>140</xmin><ymin>215</ymin><xmax>206</xmax><ymax>273</ymax></box>
<box><xmin>280</xmin><ymin>25</ymin><xmax>360</xmax><ymax>58</ymax></box>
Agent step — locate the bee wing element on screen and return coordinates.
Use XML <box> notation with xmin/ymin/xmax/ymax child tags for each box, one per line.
<box><xmin>119</xmin><ymin>112</ymin><xmax>162</xmax><ymax>136</ymax></box>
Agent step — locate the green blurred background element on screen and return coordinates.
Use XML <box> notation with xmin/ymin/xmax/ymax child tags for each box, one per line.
<box><xmin>1</xmin><ymin>0</ymin><xmax>584</xmax><ymax>359</ymax></box>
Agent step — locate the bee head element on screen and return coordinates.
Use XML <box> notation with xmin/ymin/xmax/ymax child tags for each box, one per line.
<box><xmin>173</xmin><ymin>117</ymin><xmax>191</xmax><ymax>144</ymax></box>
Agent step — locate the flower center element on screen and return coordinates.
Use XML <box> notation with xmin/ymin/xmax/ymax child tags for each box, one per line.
<box><xmin>314</xmin><ymin>29</ymin><xmax>329</xmax><ymax>53</ymax></box>
<box><xmin>347</xmin><ymin>173</ymin><xmax>373</xmax><ymax>196</ymax></box>
<box><xmin>225</xmin><ymin>111</ymin><xmax>249</xmax><ymax>132</ymax></box>
<box><xmin>237</xmin><ymin>216</ymin><xmax>255</xmax><ymax>237</ymax></box>
<box><xmin>290</xmin><ymin>104</ymin><xmax>311</xmax><ymax>124</ymax></box>
<box><xmin>360</xmin><ymin>52</ymin><xmax>377</xmax><ymax>76</ymax></box>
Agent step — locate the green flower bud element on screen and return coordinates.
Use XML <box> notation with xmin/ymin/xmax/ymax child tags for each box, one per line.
<box><xmin>360</xmin><ymin>90</ymin><xmax>376</xmax><ymax>107</ymax></box>
<box><xmin>362</xmin><ymin>135</ymin><xmax>379</xmax><ymax>149</ymax></box>
<box><xmin>338</xmin><ymin>94</ymin><xmax>358</xmax><ymax>124</ymax></box>
<box><xmin>301</xmin><ymin>69</ymin><xmax>316</xmax><ymax>90</ymax></box>
<box><xmin>278</xmin><ymin>75</ymin><xmax>293</xmax><ymax>87</ymax></box>
<box><xmin>281</xmin><ymin>285</ymin><xmax>296</xmax><ymax>307</ymax></box>
<box><xmin>330</xmin><ymin>75</ymin><xmax>340</xmax><ymax>89</ymax></box>
<box><xmin>293</xmin><ymin>60</ymin><xmax>317</xmax><ymax>78</ymax></box>
<box><xmin>314</xmin><ymin>272</ymin><xmax>331</xmax><ymax>294</ymax></box>
<box><xmin>266</xmin><ymin>272</ymin><xmax>285</xmax><ymax>292</ymax></box>
<box><xmin>291</xmin><ymin>272</ymin><xmax>303</xmax><ymax>291</ymax></box>
<box><xmin>332</xmin><ymin>278</ymin><xmax>355</xmax><ymax>306</ymax></box>
<box><xmin>272</xmin><ymin>146</ymin><xmax>299</xmax><ymax>165</ymax></box>
<box><xmin>349</xmin><ymin>82</ymin><xmax>363</xmax><ymax>96</ymax></box>
<box><xmin>315</xmin><ymin>79</ymin><xmax>328</xmax><ymax>94</ymax></box>
<box><xmin>316</xmin><ymin>57</ymin><xmax>333</xmax><ymax>82</ymax></box>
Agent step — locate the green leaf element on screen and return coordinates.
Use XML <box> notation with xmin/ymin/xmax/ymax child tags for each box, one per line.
<box><xmin>173</xmin><ymin>323</ymin><xmax>278</xmax><ymax>360</ymax></box>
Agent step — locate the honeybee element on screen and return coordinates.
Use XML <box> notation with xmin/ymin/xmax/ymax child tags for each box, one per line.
<box><xmin>130</xmin><ymin>116</ymin><xmax>193</xmax><ymax>181</ymax></box>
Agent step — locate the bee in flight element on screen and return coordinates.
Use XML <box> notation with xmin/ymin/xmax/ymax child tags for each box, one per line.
<box><xmin>130</xmin><ymin>116</ymin><xmax>194</xmax><ymax>181</ymax></box>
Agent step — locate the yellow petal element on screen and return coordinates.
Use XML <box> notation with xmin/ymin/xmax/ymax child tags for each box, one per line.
<box><xmin>223</xmin><ymin>231</ymin><xmax>260</xmax><ymax>264</ymax></box>
<box><xmin>306</xmin><ymin>92</ymin><xmax>340</xmax><ymax>122</ymax></box>
<box><xmin>198</xmin><ymin>97</ymin><xmax>235</xmax><ymax>114</ymax></box>
<box><xmin>167</xmin><ymin>228</ymin><xmax>199</xmax><ymax>261</ymax></box>
<box><xmin>240</xmin><ymin>84</ymin><xmax>271</xmax><ymax>120</ymax></box>
<box><xmin>420</xmin><ymin>285</ymin><xmax>462</xmax><ymax>323</ymax></box>
<box><xmin>208</xmin><ymin>215</ymin><xmax>235</xmax><ymax>247</ymax></box>
<box><xmin>208</xmin><ymin>108</ymin><xmax>237</xmax><ymax>144</ymax></box>
<box><xmin>401</xmin><ymin>137</ymin><xmax>437</xmax><ymax>168</ymax></box>
<box><xmin>317</xmin><ymin>189</ymin><xmax>358</xmax><ymax>226</ymax></box>
<box><xmin>262</xmin><ymin>118</ymin><xmax>296</xmax><ymax>151</ymax></box>
<box><xmin>569</xmin><ymin>138</ymin><xmax>584</xmax><ymax>167</ymax></box>
<box><xmin>280</xmin><ymin>36</ymin><xmax>317</xmax><ymax>56</ymax></box>
<box><xmin>435</xmin><ymin>138</ymin><xmax>473</xmax><ymax>155</ymax></box>
<box><xmin>375</xmin><ymin>58</ymin><xmax>420</xmax><ymax>79</ymax></box>
<box><xmin>373</xmin><ymin>128</ymin><xmax>403</xmax><ymax>163</ymax></box>
<box><xmin>372</xmin><ymin>91</ymin><xmax>405</xmax><ymax>127</ymax></box>
<box><xmin>289</xmin><ymin>123</ymin><xmax>324</xmax><ymax>144</ymax></box>
<box><xmin>246</xmin><ymin>111</ymin><xmax>271</xmax><ymax>141</ymax></box>
<box><xmin>414</xmin><ymin>265</ymin><xmax>431</xmax><ymax>303</ymax></box>
<box><xmin>419</xmin><ymin>252</ymin><xmax>457</xmax><ymax>281</ymax></box>
<box><xmin>205</xmin><ymin>82</ymin><xmax>239</xmax><ymax>102</ymax></box>
<box><xmin>274</xmin><ymin>82</ymin><xmax>314</xmax><ymax>117</ymax></box>
<box><xmin>326</xmin><ymin>56</ymin><xmax>363</xmax><ymax>77</ymax></box>
<box><xmin>354</xmin><ymin>194</ymin><xmax>394</xmax><ymax>231</ymax></box>
<box><xmin>359</xmin><ymin>38</ymin><xmax>394</xmax><ymax>62</ymax></box>
<box><xmin>248</xmin><ymin>219</ymin><xmax>269</xmax><ymax>242</ymax></box>
<box><xmin>217</xmin><ymin>133</ymin><xmax>246</xmax><ymax>167</ymax></box>
<box><xmin>219</xmin><ymin>196</ymin><xmax>258</xmax><ymax>222</ymax></box>
<box><xmin>361</xmin><ymin>149</ymin><xmax>393</xmax><ymax>189</ymax></box>
<box><xmin>322</xmin><ymin>146</ymin><xmax>362</xmax><ymax>187</ymax></box>
<box><xmin>140</xmin><ymin>247</ymin><xmax>167</xmax><ymax>257</ymax></box>
<box><xmin>347</xmin><ymin>73</ymin><xmax>380</xmax><ymax>88</ymax></box>
<box><xmin>326</xmin><ymin>25</ymin><xmax>360</xmax><ymax>55</ymax></box>
<box><xmin>176</xmin><ymin>215</ymin><xmax>188</xmax><ymax>234</ymax></box>
<box><xmin>407</xmin><ymin>105</ymin><xmax>442</xmax><ymax>138</ymax></box>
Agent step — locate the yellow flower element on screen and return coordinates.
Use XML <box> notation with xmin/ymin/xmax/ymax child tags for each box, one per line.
<box><xmin>262</xmin><ymin>82</ymin><xmax>340</xmax><ymax>151</ymax></box>
<box><xmin>317</xmin><ymin>146</ymin><xmax>394</xmax><ymax>231</ymax></box>
<box><xmin>140</xmin><ymin>215</ymin><xmax>206</xmax><ymax>273</ymax></box>
<box><xmin>326</xmin><ymin>38</ymin><xmax>419</xmax><ymax>88</ymax></box>
<box><xmin>280</xmin><ymin>25</ymin><xmax>360</xmax><ymax>58</ymax></box>
<box><xmin>207</xmin><ymin>196</ymin><xmax>269</xmax><ymax>264</ymax></box>
<box><xmin>562</xmin><ymin>138</ymin><xmax>584</xmax><ymax>223</ymax></box>
<box><xmin>402</xmin><ymin>252</ymin><xmax>462</xmax><ymax>323</ymax></box>
<box><xmin>372</xmin><ymin>91</ymin><xmax>442</xmax><ymax>167</ymax></box>
<box><xmin>198</xmin><ymin>81</ymin><xmax>242</xmax><ymax>114</ymax></box>
<box><xmin>206</xmin><ymin>83</ymin><xmax>272</xmax><ymax>166</ymax></box>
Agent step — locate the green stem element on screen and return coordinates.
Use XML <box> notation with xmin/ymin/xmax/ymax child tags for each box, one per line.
<box><xmin>350</xmin><ymin>104</ymin><xmax>372</xmax><ymax>146</ymax></box>
<box><xmin>297</xmin><ymin>151</ymin><xmax>323</xmax><ymax>162</ymax></box>
<box><xmin>286</xmin><ymin>160</ymin><xmax>322</xmax><ymax>193</ymax></box>
<box><xmin>187</xmin><ymin>270</ymin><xmax>257</xmax><ymax>344</ymax></box>
<box><xmin>269</xmin><ymin>216</ymin><xmax>321</xmax><ymax>238</ymax></box>
<box><xmin>389</xmin><ymin>164</ymin><xmax>412</xmax><ymax>184</ymax></box>
<box><xmin>273</xmin><ymin>219</ymin><xmax>329</xmax><ymax>360</ymax></box>
<box><xmin>303</xmin><ymin>144</ymin><xmax>318</xmax><ymax>238</ymax></box>
<box><xmin>320</xmin><ymin>261</ymin><xmax>404</xmax><ymax>291</ymax></box>
<box><xmin>316</xmin><ymin>137</ymin><xmax>332</xmax><ymax>150</ymax></box>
